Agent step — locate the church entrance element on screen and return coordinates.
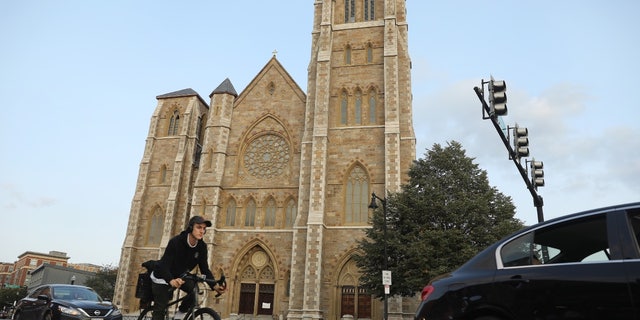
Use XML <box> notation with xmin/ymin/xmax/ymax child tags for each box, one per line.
<box><xmin>338</xmin><ymin>259</ymin><xmax>372</xmax><ymax>319</ymax></box>
<box><xmin>239</xmin><ymin>283</ymin><xmax>274</xmax><ymax>315</ymax></box>
<box><xmin>237</xmin><ymin>247</ymin><xmax>276</xmax><ymax>316</ymax></box>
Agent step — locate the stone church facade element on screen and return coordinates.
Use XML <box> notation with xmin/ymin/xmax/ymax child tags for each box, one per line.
<box><xmin>113</xmin><ymin>1</ymin><xmax>417</xmax><ymax>319</ymax></box>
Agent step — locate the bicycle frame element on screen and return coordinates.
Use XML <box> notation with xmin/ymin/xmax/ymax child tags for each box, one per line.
<box><xmin>137</xmin><ymin>272</ymin><xmax>225</xmax><ymax>320</ymax></box>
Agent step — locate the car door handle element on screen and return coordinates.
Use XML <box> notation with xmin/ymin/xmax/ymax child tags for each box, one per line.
<box><xmin>509</xmin><ymin>275</ymin><xmax>530</xmax><ymax>287</ymax></box>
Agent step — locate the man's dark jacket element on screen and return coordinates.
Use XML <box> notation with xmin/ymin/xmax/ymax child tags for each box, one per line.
<box><xmin>154</xmin><ymin>231</ymin><xmax>214</xmax><ymax>283</ymax></box>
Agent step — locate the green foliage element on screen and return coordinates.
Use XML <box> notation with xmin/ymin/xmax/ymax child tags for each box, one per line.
<box><xmin>0</xmin><ymin>286</ymin><xmax>27</xmax><ymax>309</ymax></box>
<box><xmin>84</xmin><ymin>265</ymin><xmax>118</xmax><ymax>301</ymax></box>
<box><xmin>355</xmin><ymin>141</ymin><xmax>524</xmax><ymax>298</ymax></box>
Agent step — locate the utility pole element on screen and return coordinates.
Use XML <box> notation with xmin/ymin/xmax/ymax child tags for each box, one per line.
<box><xmin>474</xmin><ymin>78</ymin><xmax>545</xmax><ymax>222</ymax></box>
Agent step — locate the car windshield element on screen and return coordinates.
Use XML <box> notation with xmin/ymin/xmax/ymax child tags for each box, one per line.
<box><xmin>52</xmin><ymin>287</ymin><xmax>102</xmax><ymax>302</ymax></box>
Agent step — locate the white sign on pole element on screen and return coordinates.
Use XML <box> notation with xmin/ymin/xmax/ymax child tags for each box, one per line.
<box><xmin>382</xmin><ymin>270</ymin><xmax>392</xmax><ymax>286</ymax></box>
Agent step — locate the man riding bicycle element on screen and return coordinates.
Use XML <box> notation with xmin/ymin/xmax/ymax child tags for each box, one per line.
<box><xmin>150</xmin><ymin>216</ymin><xmax>224</xmax><ymax>320</ymax></box>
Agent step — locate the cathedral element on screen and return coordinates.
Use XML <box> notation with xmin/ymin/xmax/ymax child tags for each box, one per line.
<box><xmin>113</xmin><ymin>1</ymin><xmax>417</xmax><ymax>319</ymax></box>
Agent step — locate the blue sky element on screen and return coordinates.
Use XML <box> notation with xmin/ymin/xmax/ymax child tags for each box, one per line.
<box><xmin>1</xmin><ymin>1</ymin><xmax>638</xmax><ymax>266</ymax></box>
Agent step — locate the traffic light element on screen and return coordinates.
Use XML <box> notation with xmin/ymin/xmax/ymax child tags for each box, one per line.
<box><xmin>513</xmin><ymin>125</ymin><xmax>529</xmax><ymax>158</ymax></box>
<box><xmin>488</xmin><ymin>78</ymin><xmax>508</xmax><ymax>116</ymax></box>
<box><xmin>530</xmin><ymin>159</ymin><xmax>544</xmax><ymax>189</ymax></box>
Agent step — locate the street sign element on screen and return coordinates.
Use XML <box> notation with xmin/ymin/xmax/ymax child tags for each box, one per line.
<box><xmin>497</xmin><ymin>116</ymin><xmax>507</xmax><ymax>136</ymax></box>
<box><xmin>382</xmin><ymin>270</ymin><xmax>392</xmax><ymax>286</ymax></box>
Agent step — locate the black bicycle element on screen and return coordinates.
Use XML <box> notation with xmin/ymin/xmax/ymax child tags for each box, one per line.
<box><xmin>137</xmin><ymin>272</ymin><xmax>225</xmax><ymax>320</ymax></box>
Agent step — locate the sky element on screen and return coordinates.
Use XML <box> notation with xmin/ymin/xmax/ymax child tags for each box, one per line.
<box><xmin>1</xmin><ymin>1</ymin><xmax>638</xmax><ymax>267</ymax></box>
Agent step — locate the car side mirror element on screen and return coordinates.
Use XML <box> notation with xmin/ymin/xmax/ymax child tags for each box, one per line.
<box><xmin>37</xmin><ymin>295</ymin><xmax>51</xmax><ymax>302</ymax></box>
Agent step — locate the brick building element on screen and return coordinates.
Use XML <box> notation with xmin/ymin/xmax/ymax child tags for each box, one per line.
<box><xmin>0</xmin><ymin>263</ymin><xmax>13</xmax><ymax>287</ymax></box>
<box><xmin>114</xmin><ymin>1</ymin><xmax>417</xmax><ymax>319</ymax></box>
<box><xmin>8</xmin><ymin>251</ymin><xmax>69</xmax><ymax>287</ymax></box>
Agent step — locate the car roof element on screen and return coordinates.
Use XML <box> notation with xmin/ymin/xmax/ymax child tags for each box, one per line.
<box><xmin>527</xmin><ymin>201</ymin><xmax>637</xmax><ymax>226</ymax></box>
<box><xmin>455</xmin><ymin>202</ymin><xmax>640</xmax><ymax>273</ymax></box>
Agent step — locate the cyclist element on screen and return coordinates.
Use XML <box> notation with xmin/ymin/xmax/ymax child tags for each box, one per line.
<box><xmin>150</xmin><ymin>216</ymin><xmax>222</xmax><ymax>320</ymax></box>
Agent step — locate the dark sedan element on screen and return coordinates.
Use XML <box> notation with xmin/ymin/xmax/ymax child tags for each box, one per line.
<box><xmin>416</xmin><ymin>202</ymin><xmax>640</xmax><ymax>320</ymax></box>
<box><xmin>13</xmin><ymin>285</ymin><xmax>122</xmax><ymax>320</ymax></box>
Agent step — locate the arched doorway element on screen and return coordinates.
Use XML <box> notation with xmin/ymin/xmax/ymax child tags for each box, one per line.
<box><xmin>338</xmin><ymin>259</ymin><xmax>371</xmax><ymax>319</ymax></box>
<box><xmin>237</xmin><ymin>247</ymin><xmax>276</xmax><ymax>316</ymax></box>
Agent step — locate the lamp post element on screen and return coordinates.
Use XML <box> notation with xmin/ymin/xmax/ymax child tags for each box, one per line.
<box><xmin>368</xmin><ymin>192</ymin><xmax>388</xmax><ymax>320</ymax></box>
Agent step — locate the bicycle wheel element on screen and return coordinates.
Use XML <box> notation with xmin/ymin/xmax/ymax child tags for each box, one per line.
<box><xmin>188</xmin><ymin>308</ymin><xmax>220</xmax><ymax>320</ymax></box>
<box><xmin>137</xmin><ymin>308</ymin><xmax>153</xmax><ymax>320</ymax></box>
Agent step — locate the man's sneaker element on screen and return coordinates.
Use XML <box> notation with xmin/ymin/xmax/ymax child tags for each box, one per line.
<box><xmin>174</xmin><ymin>311</ymin><xmax>187</xmax><ymax>320</ymax></box>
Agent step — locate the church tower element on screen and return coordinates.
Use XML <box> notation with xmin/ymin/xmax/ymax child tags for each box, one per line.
<box><xmin>114</xmin><ymin>1</ymin><xmax>415</xmax><ymax>319</ymax></box>
<box><xmin>287</xmin><ymin>0</ymin><xmax>415</xmax><ymax>319</ymax></box>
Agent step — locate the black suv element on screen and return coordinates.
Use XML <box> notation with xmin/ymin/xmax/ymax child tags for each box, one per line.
<box><xmin>415</xmin><ymin>202</ymin><xmax>640</xmax><ymax>320</ymax></box>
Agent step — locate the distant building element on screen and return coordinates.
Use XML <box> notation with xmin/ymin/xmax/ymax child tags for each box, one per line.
<box><xmin>27</xmin><ymin>263</ymin><xmax>96</xmax><ymax>291</ymax></box>
<box><xmin>8</xmin><ymin>251</ymin><xmax>69</xmax><ymax>287</ymax></box>
<box><xmin>0</xmin><ymin>262</ymin><xmax>13</xmax><ymax>287</ymax></box>
<box><xmin>69</xmin><ymin>263</ymin><xmax>103</xmax><ymax>273</ymax></box>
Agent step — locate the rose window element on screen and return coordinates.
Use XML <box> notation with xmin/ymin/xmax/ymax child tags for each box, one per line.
<box><xmin>244</xmin><ymin>134</ymin><xmax>290</xmax><ymax>179</ymax></box>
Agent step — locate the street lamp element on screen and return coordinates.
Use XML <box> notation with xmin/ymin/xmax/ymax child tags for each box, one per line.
<box><xmin>368</xmin><ymin>192</ymin><xmax>388</xmax><ymax>320</ymax></box>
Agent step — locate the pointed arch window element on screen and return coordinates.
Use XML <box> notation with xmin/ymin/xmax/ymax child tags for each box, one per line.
<box><xmin>340</xmin><ymin>91</ymin><xmax>348</xmax><ymax>125</ymax></box>
<box><xmin>368</xmin><ymin>89</ymin><xmax>377</xmax><ymax>124</ymax></box>
<box><xmin>268</xmin><ymin>82</ymin><xmax>275</xmax><ymax>95</ymax></box>
<box><xmin>160</xmin><ymin>165</ymin><xmax>167</xmax><ymax>184</ymax></box>
<box><xmin>345</xmin><ymin>0</ymin><xmax>355</xmax><ymax>23</ymax></box>
<box><xmin>146</xmin><ymin>208</ymin><xmax>164</xmax><ymax>246</ymax></box>
<box><xmin>264</xmin><ymin>198</ymin><xmax>276</xmax><ymax>227</ymax></box>
<box><xmin>207</xmin><ymin>148</ymin><xmax>214</xmax><ymax>170</ymax></box>
<box><xmin>226</xmin><ymin>199</ymin><xmax>237</xmax><ymax>227</ymax></box>
<box><xmin>285</xmin><ymin>199</ymin><xmax>297</xmax><ymax>227</ymax></box>
<box><xmin>196</xmin><ymin>116</ymin><xmax>205</xmax><ymax>143</ymax></box>
<box><xmin>199</xmin><ymin>199</ymin><xmax>207</xmax><ymax>216</ymax></box>
<box><xmin>245</xmin><ymin>199</ymin><xmax>256</xmax><ymax>227</ymax></box>
<box><xmin>345</xmin><ymin>45</ymin><xmax>352</xmax><ymax>65</ymax></box>
<box><xmin>364</xmin><ymin>0</ymin><xmax>375</xmax><ymax>21</ymax></box>
<box><xmin>355</xmin><ymin>90</ymin><xmax>362</xmax><ymax>124</ymax></box>
<box><xmin>168</xmin><ymin>110</ymin><xmax>180</xmax><ymax>135</ymax></box>
<box><xmin>345</xmin><ymin>165</ymin><xmax>369</xmax><ymax>224</ymax></box>
<box><xmin>366</xmin><ymin>43</ymin><xmax>373</xmax><ymax>63</ymax></box>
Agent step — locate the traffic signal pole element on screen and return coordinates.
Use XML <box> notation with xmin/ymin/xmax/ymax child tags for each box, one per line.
<box><xmin>473</xmin><ymin>85</ymin><xmax>545</xmax><ymax>223</ymax></box>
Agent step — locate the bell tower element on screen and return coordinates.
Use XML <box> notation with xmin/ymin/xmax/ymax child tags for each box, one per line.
<box><xmin>287</xmin><ymin>0</ymin><xmax>415</xmax><ymax>319</ymax></box>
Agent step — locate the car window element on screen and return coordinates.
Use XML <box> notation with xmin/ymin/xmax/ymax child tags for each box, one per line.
<box><xmin>501</xmin><ymin>213</ymin><xmax>609</xmax><ymax>267</ymax></box>
<box><xmin>28</xmin><ymin>289</ymin><xmax>39</xmax><ymax>298</ymax></box>
<box><xmin>626</xmin><ymin>208</ymin><xmax>640</xmax><ymax>251</ymax></box>
<box><xmin>28</xmin><ymin>287</ymin><xmax>49</xmax><ymax>298</ymax></box>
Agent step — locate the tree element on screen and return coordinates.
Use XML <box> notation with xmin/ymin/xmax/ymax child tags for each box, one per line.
<box><xmin>84</xmin><ymin>265</ymin><xmax>118</xmax><ymax>300</ymax></box>
<box><xmin>0</xmin><ymin>286</ymin><xmax>27</xmax><ymax>311</ymax></box>
<box><xmin>355</xmin><ymin>141</ymin><xmax>524</xmax><ymax>298</ymax></box>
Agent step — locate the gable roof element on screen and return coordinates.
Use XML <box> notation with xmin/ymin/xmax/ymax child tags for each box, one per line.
<box><xmin>235</xmin><ymin>56</ymin><xmax>306</xmax><ymax>105</ymax></box>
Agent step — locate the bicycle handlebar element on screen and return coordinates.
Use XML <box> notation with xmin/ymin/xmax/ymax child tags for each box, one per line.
<box><xmin>179</xmin><ymin>272</ymin><xmax>227</xmax><ymax>297</ymax></box>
